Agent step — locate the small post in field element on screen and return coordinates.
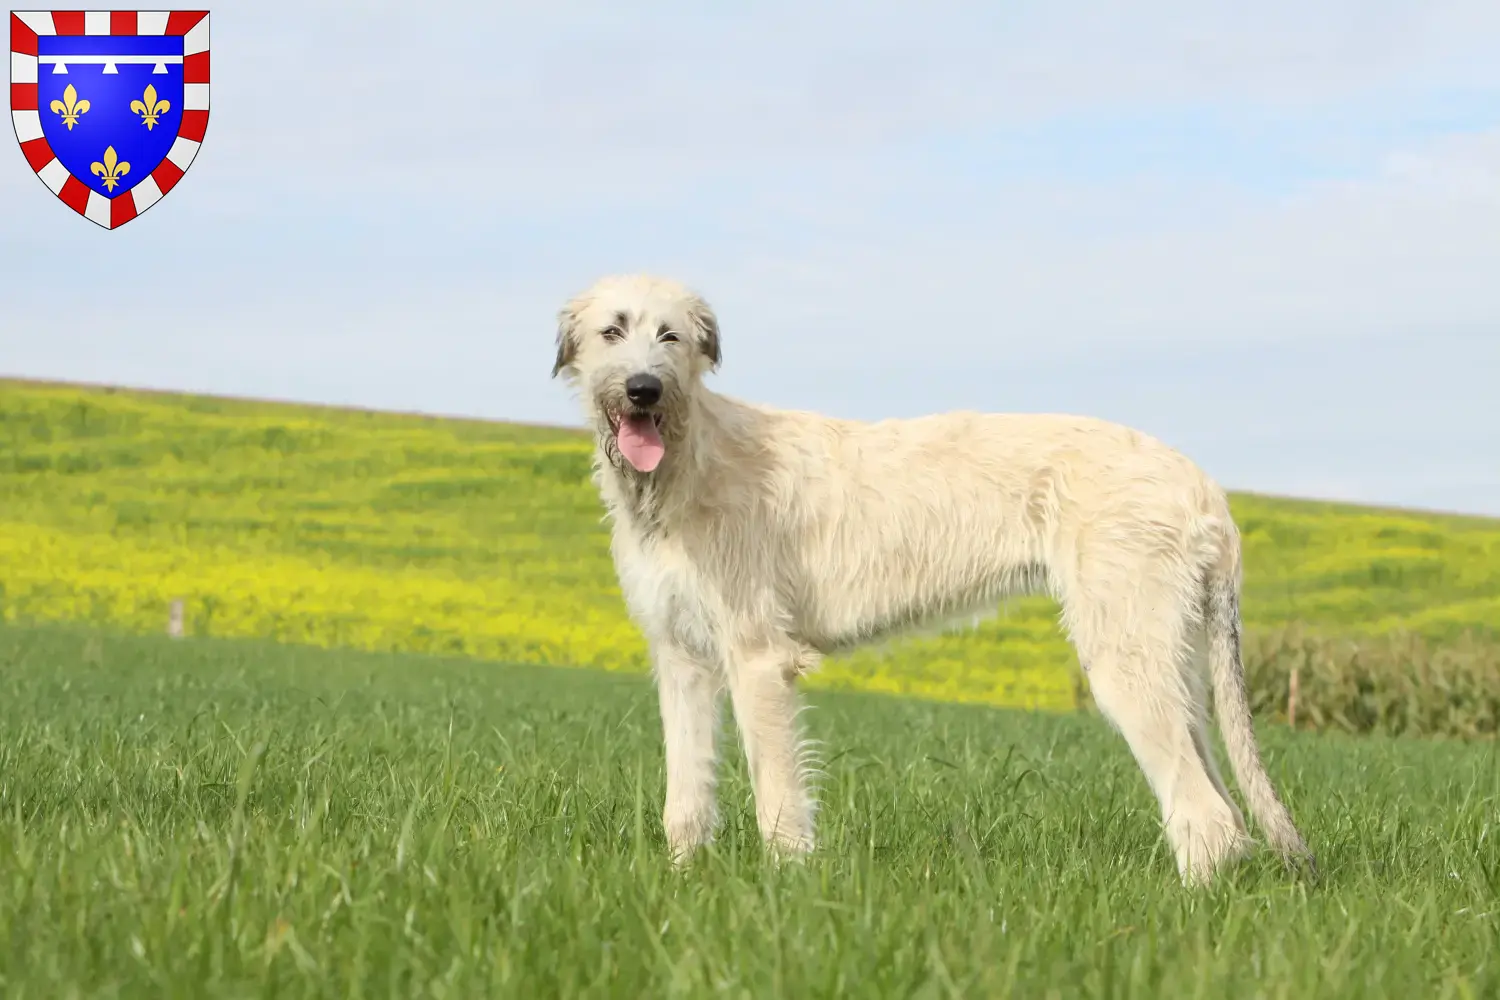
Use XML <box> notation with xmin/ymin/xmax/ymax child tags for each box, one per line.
<box><xmin>1287</xmin><ymin>663</ymin><xmax>1299</xmax><ymax>729</ymax></box>
<box><xmin>167</xmin><ymin>599</ymin><xmax>185</xmax><ymax>639</ymax></box>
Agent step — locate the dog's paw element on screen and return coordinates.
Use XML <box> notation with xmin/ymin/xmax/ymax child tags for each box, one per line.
<box><xmin>663</xmin><ymin>814</ymin><xmax>715</xmax><ymax>867</ymax></box>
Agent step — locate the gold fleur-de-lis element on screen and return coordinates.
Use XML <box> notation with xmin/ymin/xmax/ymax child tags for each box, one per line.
<box><xmin>49</xmin><ymin>83</ymin><xmax>90</xmax><ymax>130</ymax></box>
<box><xmin>90</xmin><ymin>145</ymin><xmax>130</xmax><ymax>192</ymax></box>
<box><xmin>129</xmin><ymin>84</ymin><xmax>170</xmax><ymax>130</ymax></box>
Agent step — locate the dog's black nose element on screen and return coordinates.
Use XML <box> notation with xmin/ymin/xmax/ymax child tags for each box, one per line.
<box><xmin>625</xmin><ymin>373</ymin><xmax>663</xmax><ymax>407</ymax></box>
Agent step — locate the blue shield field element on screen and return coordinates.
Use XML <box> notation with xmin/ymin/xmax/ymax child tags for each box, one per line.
<box><xmin>35</xmin><ymin>34</ymin><xmax>185</xmax><ymax>199</ymax></box>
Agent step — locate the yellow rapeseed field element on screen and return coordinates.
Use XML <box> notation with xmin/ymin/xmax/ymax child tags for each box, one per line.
<box><xmin>2</xmin><ymin>379</ymin><xmax>1497</xmax><ymax>711</ymax></box>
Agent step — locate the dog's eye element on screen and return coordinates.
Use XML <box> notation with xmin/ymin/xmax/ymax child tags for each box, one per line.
<box><xmin>601</xmin><ymin>327</ymin><xmax>624</xmax><ymax>342</ymax></box>
<box><xmin>658</xmin><ymin>331</ymin><xmax>681</xmax><ymax>344</ymax></box>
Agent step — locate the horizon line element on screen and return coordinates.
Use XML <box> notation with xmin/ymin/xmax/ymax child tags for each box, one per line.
<box><xmin>3</xmin><ymin>372</ymin><xmax>1493</xmax><ymax>524</ymax></box>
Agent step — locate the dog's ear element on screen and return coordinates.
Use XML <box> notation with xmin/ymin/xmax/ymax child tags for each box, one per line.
<box><xmin>685</xmin><ymin>293</ymin><xmax>721</xmax><ymax>370</ymax></box>
<box><xmin>552</xmin><ymin>299</ymin><xmax>585</xmax><ymax>378</ymax></box>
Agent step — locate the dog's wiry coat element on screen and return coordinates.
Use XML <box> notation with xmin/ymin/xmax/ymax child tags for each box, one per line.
<box><xmin>552</xmin><ymin>273</ymin><xmax>1314</xmax><ymax>885</ymax></box>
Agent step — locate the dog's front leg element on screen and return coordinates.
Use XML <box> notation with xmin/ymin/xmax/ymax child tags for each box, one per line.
<box><xmin>653</xmin><ymin>641</ymin><xmax>724</xmax><ymax>865</ymax></box>
<box><xmin>726</xmin><ymin>646</ymin><xmax>816</xmax><ymax>858</ymax></box>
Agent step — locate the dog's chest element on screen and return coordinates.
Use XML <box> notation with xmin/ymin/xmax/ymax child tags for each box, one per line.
<box><xmin>612</xmin><ymin>532</ymin><xmax>721</xmax><ymax>662</ymax></box>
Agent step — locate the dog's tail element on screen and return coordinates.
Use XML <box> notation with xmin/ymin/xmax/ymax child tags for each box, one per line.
<box><xmin>1204</xmin><ymin>525</ymin><xmax>1315</xmax><ymax>871</ymax></box>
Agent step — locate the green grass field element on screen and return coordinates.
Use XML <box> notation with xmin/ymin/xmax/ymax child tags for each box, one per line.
<box><xmin>3</xmin><ymin>378</ymin><xmax>1498</xmax><ymax>713</ymax></box>
<box><xmin>1</xmin><ymin>622</ymin><xmax>1496</xmax><ymax>998</ymax></box>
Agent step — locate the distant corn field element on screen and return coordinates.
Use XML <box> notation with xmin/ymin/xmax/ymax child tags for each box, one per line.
<box><xmin>2</xmin><ymin>378</ymin><xmax>1497</xmax><ymax>731</ymax></box>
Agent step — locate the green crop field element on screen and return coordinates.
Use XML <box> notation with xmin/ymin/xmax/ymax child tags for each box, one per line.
<box><xmin>2</xmin><ymin>378</ymin><xmax>1498</xmax><ymax>713</ymax></box>
<box><xmin>1</xmin><ymin>622</ymin><xmax>1496</xmax><ymax>997</ymax></box>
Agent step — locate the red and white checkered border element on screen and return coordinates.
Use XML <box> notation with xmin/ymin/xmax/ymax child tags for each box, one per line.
<box><xmin>9</xmin><ymin>9</ymin><xmax>209</xmax><ymax>230</ymax></box>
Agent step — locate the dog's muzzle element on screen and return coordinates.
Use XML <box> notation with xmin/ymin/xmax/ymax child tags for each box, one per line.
<box><xmin>608</xmin><ymin>373</ymin><xmax>668</xmax><ymax>473</ymax></box>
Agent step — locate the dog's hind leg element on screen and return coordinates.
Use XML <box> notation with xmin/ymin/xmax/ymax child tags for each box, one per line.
<box><xmin>725</xmin><ymin>643</ymin><xmax>816</xmax><ymax>858</ymax></box>
<box><xmin>1069</xmin><ymin>595</ymin><xmax>1251</xmax><ymax>885</ymax></box>
<box><xmin>654</xmin><ymin>641</ymin><xmax>725</xmax><ymax>865</ymax></box>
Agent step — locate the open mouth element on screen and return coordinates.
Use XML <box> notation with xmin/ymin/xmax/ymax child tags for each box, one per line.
<box><xmin>609</xmin><ymin>409</ymin><xmax>665</xmax><ymax>473</ymax></box>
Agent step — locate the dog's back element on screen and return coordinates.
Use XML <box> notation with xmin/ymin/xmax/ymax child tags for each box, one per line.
<box><xmin>705</xmin><ymin>401</ymin><xmax>1232</xmax><ymax>653</ymax></box>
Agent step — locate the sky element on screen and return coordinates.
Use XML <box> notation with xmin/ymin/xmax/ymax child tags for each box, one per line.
<box><xmin>3</xmin><ymin>0</ymin><xmax>1498</xmax><ymax>516</ymax></box>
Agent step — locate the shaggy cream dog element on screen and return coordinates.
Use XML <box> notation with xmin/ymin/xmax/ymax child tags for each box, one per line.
<box><xmin>551</xmin><ymin>273</ymin><xmax>1313</xmax><ymax>885</ymax></box>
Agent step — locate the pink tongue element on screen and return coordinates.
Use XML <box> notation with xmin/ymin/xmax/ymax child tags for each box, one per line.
<box><xmin>617</xmin><ymin>415</ymin><xmax>664</xmax><ymax>472</ymax></box>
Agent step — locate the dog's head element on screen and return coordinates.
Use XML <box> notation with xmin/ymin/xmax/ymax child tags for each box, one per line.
<box><xmin>551</xmin><ymin>274</ymin><xmax>721</xmax><ymax>474</ymax></box>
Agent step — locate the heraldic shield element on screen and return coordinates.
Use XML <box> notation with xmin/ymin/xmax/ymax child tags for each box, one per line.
<box><xmin>9</xmin><ymin>10</ymin><xmax>209</xmax><ymax>229</ymax></box>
